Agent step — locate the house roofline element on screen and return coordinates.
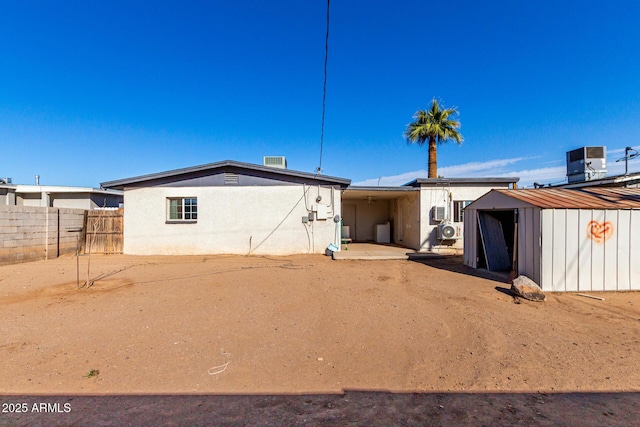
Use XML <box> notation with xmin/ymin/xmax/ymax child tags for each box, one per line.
<box><xmin>101</xmin><ymin>160</ymin><xmax>351</xmax><ymax>190</ymax></box>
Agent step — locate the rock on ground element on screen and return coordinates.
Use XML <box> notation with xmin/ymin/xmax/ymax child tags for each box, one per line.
<box><xmin>511</xmin><ymin>275</ymin><xmax>546</xmax><ymax>301</ymax></box>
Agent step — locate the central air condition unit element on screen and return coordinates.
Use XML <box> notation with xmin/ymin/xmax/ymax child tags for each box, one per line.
<box><xmin>432</xmin><ymin>206</ymin><xmax>446</xmax><ymax>222</ymax></box>
<box><xmin>437</xmin><ymin>223</ymin><xmax>462</xmax><ymax>240</ymax></box>
<box><xmin>566</xmin><ymin>146</ymin><xmax>606</xmax><ymax>183</ymax></box>
<box><xmin>263</xmin><ymin>156</ymin><xmax>287</xmax><ymax>169</ymax></box>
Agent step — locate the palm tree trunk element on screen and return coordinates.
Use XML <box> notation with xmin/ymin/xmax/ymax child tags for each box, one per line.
<box><xmin>428</xmin><ymin>136</ymin><xmax>437</xmax><ymax>178</ymax></box>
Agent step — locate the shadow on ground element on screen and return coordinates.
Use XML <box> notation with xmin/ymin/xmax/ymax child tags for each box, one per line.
<box><xmin>2</xmin><ymin>391</ymin><xmax>638</xmax><ymax>426</ymax></box>
<box><xmin>409</xmin><ymin>255</ymin><xmax>511</xmax><ymax>284</ymax></box>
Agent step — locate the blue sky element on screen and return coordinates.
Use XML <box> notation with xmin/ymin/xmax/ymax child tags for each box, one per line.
<box><xmin>1</xmin><ymin>1</ymin><xmax>639</xmax><ymax>188</ymax></box>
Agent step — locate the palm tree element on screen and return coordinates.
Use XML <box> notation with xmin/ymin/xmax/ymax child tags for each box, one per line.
<box><xmin>404</xmin><ymin>98</ymin><xmax>463</xmax><ymax>178</ymax></box>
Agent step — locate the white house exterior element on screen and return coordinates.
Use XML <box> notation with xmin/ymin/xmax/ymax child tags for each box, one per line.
<box><xmin>101</xmin><ymin>161</ymin><xmax>350</xmax><ymax>256</ymax></box>
<box><xmin>342</xmin><ymin>178</ymin><xmax>518</xmax><ymax>253</ymax></box>
<box><xmin>464</xmin><ymin>187</ymin><xmax>640</xmax><ymax>292</ymax></box>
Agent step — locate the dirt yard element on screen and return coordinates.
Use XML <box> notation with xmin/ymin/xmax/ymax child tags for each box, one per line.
<box><xmin>1</xmin><ymin>254</ymin><xmax>640</xmax><ymax>425</ymax></box>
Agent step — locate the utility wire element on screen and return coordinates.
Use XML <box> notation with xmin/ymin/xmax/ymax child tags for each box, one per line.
<box><xmin>317</xmin><ymin>0</ymin><xmax>330</xmax><ymax>174</ymax></box>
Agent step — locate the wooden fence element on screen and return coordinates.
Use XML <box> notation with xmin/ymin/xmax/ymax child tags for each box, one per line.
<box><xmin>82</xmin><ymin>208</ymin><xmax>124</xmax><ymax>254</ymax></box>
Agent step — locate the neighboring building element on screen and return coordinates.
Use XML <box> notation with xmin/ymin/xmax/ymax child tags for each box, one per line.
<box><xmin>13</xmin><ymin>185</ymin><xmax>123</xmax><ymax>209</ymax></box>
<box><xmin>541</xmin><ymin>145</ymin><xmax>640</xmax><ymax>189</ymax></box>
<box><xmin>463</xmin><ymin>187</ymin><xmax>640</xmax><ymax>292</ymax></box>
<box><xmin>552</xmin><ymin>171</ymin><xmax>640</xmax><ymax>189</ymax></box>
<box><xmin>0</xmin><ymin>179</ymin><xmax>16</xmax><ymax>205</ymax></box>
<box><xmin>101</xmin><ymin>160</ymin><xmax>351</xmax><ymax>256</ymax></box>
<box><xmin>343</xmin><ymin>177</ymin><xmax>518</xmax><ymax>253</ymax></box>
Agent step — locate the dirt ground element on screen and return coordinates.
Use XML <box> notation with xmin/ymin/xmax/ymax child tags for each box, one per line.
<box><xmin>1</xmin><ymin>254</ymin><xmax>640</xmax><ymax>425</ymax></box>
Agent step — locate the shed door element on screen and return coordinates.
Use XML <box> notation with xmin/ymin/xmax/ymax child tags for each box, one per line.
<box><xmin>478</xmin><ymin>211</ymin><xmax>511</xmax><ymax>271</ymax></box>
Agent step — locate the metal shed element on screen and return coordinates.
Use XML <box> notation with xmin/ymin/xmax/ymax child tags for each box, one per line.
<box><xmin>463</xmin><ymin>187</ymin><xmax>640</xmax><ymax>292</ymax></box>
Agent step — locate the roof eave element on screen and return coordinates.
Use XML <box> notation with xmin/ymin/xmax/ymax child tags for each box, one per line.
<box><xmin>101</xmin><ymin>160</ymin><xmax>351</xmax><ymax>190</ymax></box>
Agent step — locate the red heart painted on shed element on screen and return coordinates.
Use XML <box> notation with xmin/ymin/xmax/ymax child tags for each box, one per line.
<box><xmin>586</xmin><ymin>220</ymin><xmax>613</xmax><ymax>244</ymax></box>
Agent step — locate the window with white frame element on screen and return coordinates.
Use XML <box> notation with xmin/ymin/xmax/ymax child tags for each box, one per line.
<box><xmin>453</xmin><ymin>200</ymin><xmax>472</xmax><ymax>223</ymax></box>
<box><xmin>167</xmin><ymin>197</ymin><xmax>198</xmax><ymax>222</ymax></box>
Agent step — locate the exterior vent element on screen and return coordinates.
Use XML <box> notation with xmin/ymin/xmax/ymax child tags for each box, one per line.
<box><xmin>432</xmin><ymin>206</ymin><xmax>446</xmax><ymax>222</ymax></box>
<box><xmin>438</xmin><ymin>223</ymin><xmax>461</xmax><ymax>240</ymax></box>
<box><xmin>224</xmin><ymin>172</ymin><xmax>239</xmax><ymax>185</ymax></box>
<box><xmin>566</xmin><ymin>146</ymin><xmax>607</xmax><ymax>183</ymax></box>
<box><xmin>263</xmin><ymin>156</ymin><xmax>287</xmax><ymax>169</ymax></box>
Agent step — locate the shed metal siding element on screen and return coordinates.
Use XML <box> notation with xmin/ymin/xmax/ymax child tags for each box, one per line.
<box><xmin>577</xmin><ymin>210</ymin><xmax>593</xmax><ymax>291</ymax></box>
<box><xmin>617</xmin><ymin>210</ymin><xmax>631</xmax><ymax>289</ymax></box>
<box><xmin>631</xmin><ymin>211</ymin><xmax>640</xmax><ymax>290</ymax></box>
<box><xmin>463</xmin><ymin>209</ymin><xmax>477</xmax><ymax>267</ymax></box>
<box><xmin>540</xmin><ymin>209</ymin><xmax>553</xmax><ymax>290</ymax></box>
<box><xmin>604</xmin><ymin>210</ymin><xmax>618</xmax><ymax>291</ymax></box>
<box><xmin>516</xmin><ymin>207</ymin><xmax>541</xmax><ymax>284</ymax></box>
<box><xmin>539</xmin><ymin>209</ymin><xmax>640</xmax><ymax>292</ymax></box>
<box><xmin>564</xmin><ymin>210</ymin><xmax>579</xmax><ymax>292</ymax></box>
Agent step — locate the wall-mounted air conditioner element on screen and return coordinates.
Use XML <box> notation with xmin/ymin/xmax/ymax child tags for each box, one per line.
<box><xmin>437</xmin><ymin>223</ymin><xmax>462</xmax><ymax>240</ymax></box>
<box><xmin>432</xmin><ymin>206</ymin><xmax>446</xmax><ymax>222</ymax></box>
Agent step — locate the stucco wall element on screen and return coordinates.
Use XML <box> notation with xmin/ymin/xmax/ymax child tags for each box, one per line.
<box><xmin>0</xmin><ymin>205</ymin><xmax>85</xmax><ymax>265</ymax></box>
<box><xmin>392</xmin><ymin>193</ymin><xmax>421</xmax><ymax>249</ymax></box>
<box><xmin>123</xmin><ymin>185</ymin><xmax>342</xmax><ymax>255</ymax></box>
<box><xmin>17</xmin><ymin>193</ymin><xmax>43</xmax><ymax>207</ymax></box>
<box><xmin>419</xmin><ymin>184</ymin><xmax>512</xmax><ymax>252</ymax></box>
<box><xmin>51</xmin><ymin>195</ymin><xmax>92</xmax><ymax>209</ymax></box>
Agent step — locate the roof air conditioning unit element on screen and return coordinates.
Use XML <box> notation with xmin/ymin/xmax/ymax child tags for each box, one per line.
<box><xmin>566</xmin><ymin>146</ymin><xmax>606</xmax><ymax>183</ymax></box>
<box><xmin>432</xmin><ymin>206</ymin><xmax>446</xmax><ymax>222</ymax></box>
<box><xmin>437</xmin><ymin>223</ymin><xmax>461</xmax><ymax>240</ymax></box>
<box><xmin>263</xmin><ymin>156</ymin><xmax>287</xmax><ymax>169</ymax></box>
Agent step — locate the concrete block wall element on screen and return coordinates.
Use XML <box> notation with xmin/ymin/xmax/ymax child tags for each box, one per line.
<box><xmin>58</xmin><ymin>208</ymin><xmax>86</xmax><ymax>255</ymax></box>
<box><xmin>0</xmin><ymin>205</ymin><xmax>85</xmax><ymax>265</ymax></box>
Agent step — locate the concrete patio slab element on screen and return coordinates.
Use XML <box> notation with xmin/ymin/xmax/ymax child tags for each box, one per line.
<box><xmin>331</xmin><ymin>243</ymin><xmax>457</xmax><ymax>260</ymax></box>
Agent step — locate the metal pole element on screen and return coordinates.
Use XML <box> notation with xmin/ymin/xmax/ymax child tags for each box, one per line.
<box><xmin>625</xmin><ymin>147</ymin><xmax>631</xmax><ymax>175</ymax></box>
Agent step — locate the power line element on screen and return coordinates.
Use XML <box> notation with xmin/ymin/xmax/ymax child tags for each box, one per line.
<box><xmin>317</xmin><ymin>0</ymin><xmax>330</xmax><ymax>174</ymax></box>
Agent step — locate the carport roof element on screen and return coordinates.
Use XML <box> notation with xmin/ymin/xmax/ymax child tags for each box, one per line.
<box><xmin>491</xmin><ymin>187</ymin><xmax>640</xmax><ymax>209</ymax></box>
<box><xmin>343</xmin><ymin>186</ymin><xmax>419</xmax><ymax>200</ymax></box>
